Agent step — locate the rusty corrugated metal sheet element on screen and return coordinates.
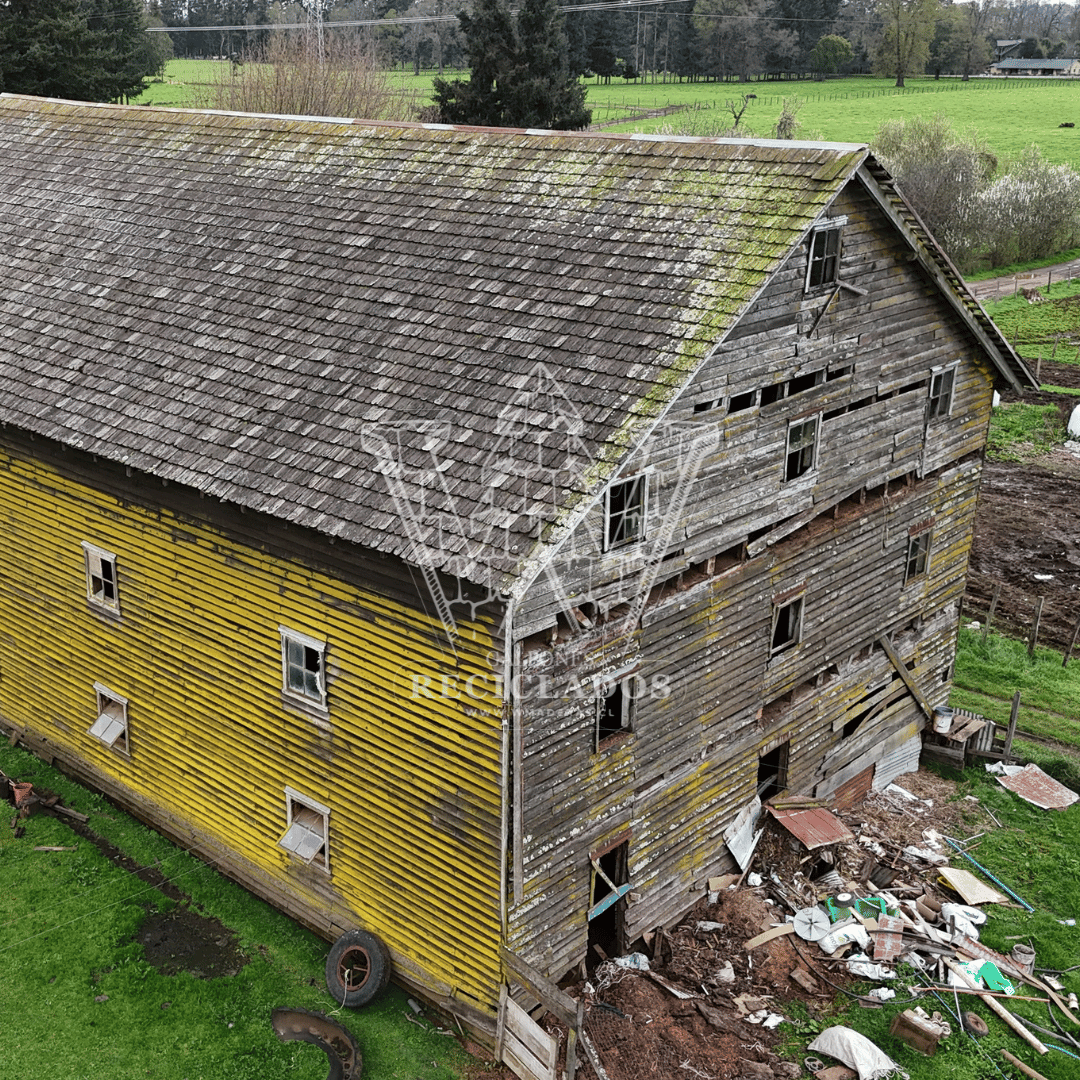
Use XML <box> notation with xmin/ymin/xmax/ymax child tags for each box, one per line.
<box><xmin>996</xmin><ymin>764</ymin><xmax>1080</xmax><ymax>811</ymax></box>
<box><xmin>766</xmin><ymin>805</ymin><xmax>854</xmax><ymax>849</ymax></box>
<box><xmin>832</xmin><ymin>765</ymin><xmax>874</xmax><ymax>811</ymax></box>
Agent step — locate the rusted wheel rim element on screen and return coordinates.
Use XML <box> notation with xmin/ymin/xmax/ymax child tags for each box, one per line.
<box><xmin>337</xmin><ymin>945</ymin><xmax>373</xmax><ymax>991</ymax></box>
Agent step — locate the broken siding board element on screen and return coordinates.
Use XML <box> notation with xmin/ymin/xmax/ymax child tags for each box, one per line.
<box><xmin>0</xmin><ymin>441</ymin><xmax>505</xmax><ymax>1010</ymax></box>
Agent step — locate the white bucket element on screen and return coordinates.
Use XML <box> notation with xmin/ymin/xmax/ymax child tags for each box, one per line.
<box><xmin>933</xmin><ymin>706</ymin><xmax>954</xmax><ymax>734</ymax></box>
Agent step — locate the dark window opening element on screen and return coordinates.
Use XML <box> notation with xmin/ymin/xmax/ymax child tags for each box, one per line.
<box><xmin>757</xmin><ymin>742</ymin><xmax>790</xmax><ymax>801</ymax></box>
<box><xmin>789</xmin><ymin>370</ymin><xmax>824</xmax><ymax>395</ymax></box>
<box><xmin>606</xmin><ymin>475</ymin><xmax>647</xmax><ymax>549</ymax></box>
<box><xmin>588</xmin><ymin>842</ymin><xmax>629</xmax><ymax>960</ymax></box>
<box><xmin>714</xmin><ymin>541</ymin><xmax>745</xmax><ymax>573</ymax></box>
<box><xmin>905</xmin><ymin>531</ymin><xmax>932</xmax><ymax>582</ymax></box>
<box><xmin>928</xmin><ymin>368</ymin><xmax>955</xmax><ymax>419</ymax></box>
<box><xmin>827</xmin><ymin>364</ymin><xmax>854</xmax><ymax>382</ymax></box>
<box><xmin>728</xmin><ymin>390</ymin><xmax>757</xmax><ymax>413</ymax></box>
<box><xmin>785</xmin><ymin>417</ymin><xmax>818</xmax><ymax>481</ymax></box>
<box><xmin>823</xmin><ymin>404</ymin><xmax>847</xmax><ymax>422</ymax></box>
<box><xmin>693</xmin><ymin>399</ymin><xmax>718</xmax><ymax>414</ymax></box>
<box><xmin>808</xmin><ymin>226</ymin><xmax>842</xmax><ymax>289</ymax></box>
<box><xmin>596</xmin><ymin>674</ymin><xmax>636</xmax><ymax>748</ymax></box>
<box><xmin>850</xmin><ymin>396</ymin><xmax>876</xmax><ymax>412</ymax></box>
<box><xmin>760</xmin><ymin>383</ymin><xmax>785</xmax><ymax>406</ymax></box>
<box><xmin>898</xmin><ymin>379</ymin><xmax>929</xmax><ymax>396</ymax></box>
<box><xmin>771</xmin><ymin>596</ymin><xmax>804</xmax><ymax>654</ymax></box>
<box><xmin>286</xmin><ymin>640</ymin><xmax>322</xmax><ymax>700</ymax></box>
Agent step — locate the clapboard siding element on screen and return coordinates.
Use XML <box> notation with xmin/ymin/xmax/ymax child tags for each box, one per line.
<box><xmin>514</xmin><ymin>184</ymin><xmax>995</xmax><ymax>638</ymax></box>
<box><xmin>0</xmin><ymin>434</ymin><xmax>504</xmax><ymax>1010</ymax></box>
<box><xmin>508</xmin><ymin>445</ymin><xmax>980</xmax><ymax>975</ymax></box>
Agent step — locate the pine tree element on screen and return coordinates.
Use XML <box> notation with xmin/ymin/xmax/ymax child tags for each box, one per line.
<box><xmin>432</xmin><ymin>0</ymin><xmax>591</xmax><ymax>130</ymax></box>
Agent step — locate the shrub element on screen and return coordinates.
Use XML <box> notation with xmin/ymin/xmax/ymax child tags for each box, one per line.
<box><xmin>977</xmin><ymin>146</ymin><xmax>1080</xmax><ymax>267</ymax></box>
<box><xmin>872</xmin><ymin>114</ymin><xmax>996</xmax><ymax>270</ymax></box>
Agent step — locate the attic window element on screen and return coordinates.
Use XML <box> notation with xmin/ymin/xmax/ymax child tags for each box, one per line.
<box><xmin>280</xmin><ymin>628</ymin><xmax>327</xmax><ymax>711</ymax></box>
<box><xmin>606</xmin><ymin>474</ymin><xmax>647</xmax><ymax>550</ymax></box>
<box><xmin>83</xmin><ymin>542</ymin><xmax>119</xmax><ymax>614</ymax></box>
<box><xmin>89</xmin><ymin>685</ymin><xmax>128</xmax><ymax>755</ymax></box>
<box><xmin>728</xmin><ymin>390</ymin><xmax>757</xmax><ymax>413</ymax></box>
<box><xmin>785</xmin><ymin>416</ymin><xmax>819</xmax><ymax>481</ymax></box>
<box><xmin>806</xmin><ymin>219</ymin><xmax>845</xmax><ymax>290</ymax></box>
<box><xmin>278</xmin><ymin>788</ymin><xmax>330</xmax><ymax>872</ymax></box>
<box><xmin>928</xmin><ymin>366</ymin><xmax>956</xmax><ymax>419</ymax></box>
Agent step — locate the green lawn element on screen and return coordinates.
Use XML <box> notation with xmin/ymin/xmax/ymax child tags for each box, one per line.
<box><xmin>0</xmin><ymin>744</ymin><xmax>473</xmax><ymax>1080</ymax></box>
<box><xmin>137</xmin><ymin>63</ymin><xmax>1080</xmax><ymax>170</ymax></box>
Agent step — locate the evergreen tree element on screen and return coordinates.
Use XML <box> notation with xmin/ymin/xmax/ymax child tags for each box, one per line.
<box><xmin>0</xmin><ymin>0</ymin><xmax>156</xmax><ymax>100</ymax></box>
<box><xmin>433</xmin><ymin>0</ymin><xmax>590</xmax><ymax>129</ymax></box>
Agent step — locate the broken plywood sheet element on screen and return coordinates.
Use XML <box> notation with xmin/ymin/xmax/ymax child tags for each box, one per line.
<box><xmin>937</xmin><ymin>866</ymin><xmax>1009</xmax><ymax>906</ymax></box>
<box><xmin>995</xmin><ymin>763</ymin><xmax>1080</xmax><ymax>811</ymax></box>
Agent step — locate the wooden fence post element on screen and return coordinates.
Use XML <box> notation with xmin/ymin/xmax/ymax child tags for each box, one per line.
<box><xmin>1029</xmin><ymin>595</ymin><xmax>1044</xmax><ymax>658</ymax></box>
<box><xmin>983</xmin><ymin>584</ymin><xmax>1001</xmax><ymax>643</ymax></box>
<box><xmin>1004</xmin><ymin>691</ymin><xmax>1020</xmax><ymax>765</ymax></box>
<box><xmin>1064</xmin><ymin>612</ymin><xmax>1080</xmax><ymax>668</ymax></box>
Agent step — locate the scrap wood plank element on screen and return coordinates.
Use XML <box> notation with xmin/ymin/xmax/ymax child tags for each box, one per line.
<box><xmin>745</xmin><ymin>923</ymin><xmax>796</xmax><ymax>951</ymax></box>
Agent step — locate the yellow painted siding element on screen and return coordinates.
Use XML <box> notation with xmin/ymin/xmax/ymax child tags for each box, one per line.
<box><xmin>0</xmin><ymin>448</ymin><xmax>504</xmax><ymax>1010</ymax></box>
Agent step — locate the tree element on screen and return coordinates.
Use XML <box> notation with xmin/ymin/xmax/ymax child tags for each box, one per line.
<box><xmin>876</xmin><ymin>0</ymin><xmax>937</xmax><ymax>86</ymax></box>
<box><xmin>432</xmin><ymin>0</ymin><xmax>590</xmax><ymax>129</ymax></box>
<box><xmin>0</xmin><ymin>0</ymin><xmax>157</xmax><ymax>100</ymax></box>
<box><xmin>808</xmin><ymin>33</ymin><xmax>854</xmax><ymax>75</ymax></box>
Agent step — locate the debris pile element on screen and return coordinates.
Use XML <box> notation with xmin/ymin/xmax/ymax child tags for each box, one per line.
<box><xmin>561</xmin><ymin>769</ymin><xmax>1079</xmax><ymax>1080</ymax></box>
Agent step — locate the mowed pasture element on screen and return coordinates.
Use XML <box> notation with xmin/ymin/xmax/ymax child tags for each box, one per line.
<box><xmin>137</xmin><ymin>60</ymin><xmax>1080</xmax><ymax>168</ymax></box>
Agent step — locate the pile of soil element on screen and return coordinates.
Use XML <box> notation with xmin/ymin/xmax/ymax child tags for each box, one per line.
<box><xmin>137</xmin><ymin>906</ymin><xmax>248</xmax><ymax>978</ymax></box>
<box><xmin>968</xmin><ymin>457</ymin><xmax>1080</xmax><ymax>649</ymax></box>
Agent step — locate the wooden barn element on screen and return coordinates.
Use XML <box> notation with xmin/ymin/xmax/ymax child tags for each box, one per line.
<box><xmin>0</xmin><ymin>95</ymin><xmax>1034</xmax><ymax>1057</ymax></box>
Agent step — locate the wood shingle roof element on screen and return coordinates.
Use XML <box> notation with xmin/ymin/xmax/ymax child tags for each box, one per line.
<box><xmin>0</xmin><ymin>96</ymin><xmax>908</xmax><ymax>588</ymax></box>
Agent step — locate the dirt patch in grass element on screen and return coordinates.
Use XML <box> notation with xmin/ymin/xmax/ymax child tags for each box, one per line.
<box><xmin>137</xmin><ymin>906</ymin><xmax>248</xmax><ymax>978</ymax></box>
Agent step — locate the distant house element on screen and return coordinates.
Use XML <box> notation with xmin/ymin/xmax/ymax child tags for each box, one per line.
<box><xmin>0</xmin><ymin>94</ymin><xmax>1034</xmax><ymax>1065</ymax></box>
<box><xmin>990</xmin><ymin>57</ymin><xmax>1080</xmax><ymax>75</ymax></box>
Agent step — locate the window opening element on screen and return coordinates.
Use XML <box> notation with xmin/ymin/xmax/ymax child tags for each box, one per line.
<box><xmin>757</xmin><ymin>742</ymin><xmax>790</xmax><ymax>801</ymax></box>
<box><xmin>606</xmin><ymin>474</ymin><xmax>647</xmax><ymax>550</ymax></box>
<box><xmin>760</xmin><ymin>383</ymin><xmax>785</xmax><ymax>406</ymax></box>
<box><xmin>905</xmin><ymin>531</ymin><xmax>932</xmax><ymax>582</ymax></box>
<box><xmin>596</xmin><ymin>672</ymin><xmax>637</xmax><ymax>748</ymax></box>
<box><xmin>807</xmin><ymin>225</ymin><xmax>842</xmax><ymax>289</ymax></box>
<box><xmin>728</xmin><ymin>390</ymin><xmax>757</xmax><ymax>413</ymax></box>
<box><xmin>826</xmin><ymin>364</ymin><xmax>854</xmax><ymax>382</ymax></box>
<box><xmin>771</xmin><ymin>596</ymin><xmax>803</xmax><ymax>654</ymax></box>
<box><xmin>693</xmin><ymin>398</ymin><xmax>720</xmax><ymax>414</ymax></box>
<box><xmin>928</xmin><ymin>367</ymin><xmax>956</xmax><ymax>419</ymax></box>
<box><xmin>789</xmin><ymin>370</ymin><xmax>824</xmax><ymax>396</ymax></box>
<box><xmin>588</xmin><ymin>841</ymin><xmax>630</xmax><ymax>960</ymax></box>
<box><xmin>785</xmin><ymin>417</ymin><xmax>819</xmax><ymax>481</ymax></box>
<box><xmin>89</xmin><ymin>685</ymin><xmax>128</xmax><ymax>754</ymax></box>
<box><xmin>280</xmin><ymin>628</ymin><xmax>327</xmax><ymax>710</ymax></box>
<box><xmin>83</xmin><ymin>543</ymin><xmax>119</xmax><ymax>613</ymax></box>
<box><xmin>278</xmin><ymin>788</ymin><xmax>330</xmax><ymax>871</ymax></box>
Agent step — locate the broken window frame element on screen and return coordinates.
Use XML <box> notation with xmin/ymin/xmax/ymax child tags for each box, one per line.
<box><xmin>83</xmin><ymin>542</ymin><xmax>119</xmax><ymax>614</ymax></box>
<box><xmin>278</xmin><ymin>787</ymin><xmax>330</xmax><ymax>873</ymax></box>
<box><xmin>89</xmin><ymin>684</ymin><xmax>129</xmax><ymax>755</ymax></box>
<box><xmin>905</xmin><ymin>529</ymin><xmax>933</xmax><ymax>583</ymax></box>
<box><xmin>771</xmin><ymin>594</ymin><xmax>804</xmax><ymax>655</ymax></box>
<box><xmin>280</xmin><ymin>627</ymin><xmax>328</xmax><ymax>711</ymax></box>
<box><xmin>604</xmin><ymin>473</ymin><xmax>648</xmax><ymax>551</ymax></box>
<box><xmin>805</xmin><ymin>219</ymin><xmax>845</xmax><ymax>291</ymax></box>
<box><xmin>785</xmin><ymin>416</ymin><xmax>819</xmax><ymax>483</ymax></box>
<box><xmin>588</xmin><ymin>838</ymin><xmax>632</xmax><ymax>921</ymax></box>
<box><xmin>928</xmin><ymin>365</ymin><xmax>957</xmax><ymax>420</ymax></box>
<box><xmin>594</xmin><ymin>668</ymin><xmax>639</xmax><ymax>751</ymax></box>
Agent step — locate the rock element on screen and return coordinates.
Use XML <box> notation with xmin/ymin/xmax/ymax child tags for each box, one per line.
<box><xmin>773</xmin><ymin>1065</ymin><xmax>802</xmax><ymax>1080</ymax></box>
<box><xmin>696</xmin><ymin>1001</ymin><xmax>746</xmax><ymax>1036</ymax></box>
<box><xmin>737</xmin><ymin>1059</ymin><xmax>774</xmax><ymax>1080</ymax></box>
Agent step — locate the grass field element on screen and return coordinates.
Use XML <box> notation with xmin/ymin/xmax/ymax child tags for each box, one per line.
<box><xmin>136</xmin><ymin>62</ymin><xmax>1080</xmax><ymax>169</ymax></box>
<box><xmin>0</xmin><ymin>743</ymin><xmax>473</xmax><ymax>1080</ymax></box>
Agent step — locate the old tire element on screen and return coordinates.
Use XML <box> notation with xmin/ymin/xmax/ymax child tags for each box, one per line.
<box><xmin>325</xmin><ymin>929</ymin><xmax>391</xmax><ymax>1008</ymax></box>
<box><xmin>963</xmin><ymin>1011</ymin><xmax>989</xmax><ymax>1038</ymax></box>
